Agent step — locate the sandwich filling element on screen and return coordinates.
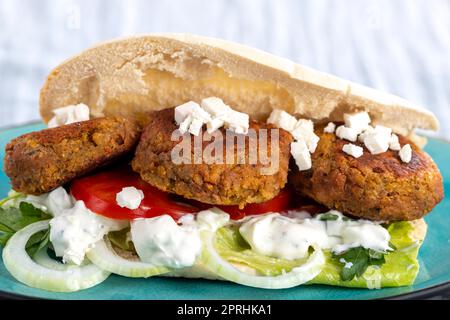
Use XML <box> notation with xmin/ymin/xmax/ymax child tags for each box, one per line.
<box><xmin>0</xmin><ymin>98</ymin><xmax>442</xmax><ymax>292</ymax></box>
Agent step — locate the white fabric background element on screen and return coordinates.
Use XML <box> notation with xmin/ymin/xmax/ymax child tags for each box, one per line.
<box><xmin>0</xmin><ymin>0</ymin><xmax>449</xmax><ymax>137</ymax></box>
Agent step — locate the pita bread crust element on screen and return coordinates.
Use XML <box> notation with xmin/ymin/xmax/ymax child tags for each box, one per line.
<box><xmin>40</xmin><ymin>33</ymin><xmax>438</xmax><ymax>136</ymax></box>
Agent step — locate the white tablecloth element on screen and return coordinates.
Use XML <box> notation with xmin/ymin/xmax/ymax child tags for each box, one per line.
<box><xmin>0</xmin><ymin>0</ymin><xmax>449</xmax><ymax>138</ymax></box>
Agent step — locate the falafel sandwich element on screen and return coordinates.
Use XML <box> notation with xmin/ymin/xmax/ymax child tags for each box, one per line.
<box><xmin>1</xmin><ymin>34</ymin><xmax>443</xmax><ymax>292</ymax></box>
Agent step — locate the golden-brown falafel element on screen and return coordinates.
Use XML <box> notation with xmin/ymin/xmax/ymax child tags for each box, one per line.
<box><xmin>289</xmin><ymin>128</ymin><xmax>444</xmax><ymax>221</ymax></box>
<box><xmin>4</xmin><ymin>117</ymin><xmax>140</xmax><ymax>195</ymax></box>
<box><xmin>132</xmin><ymin>108</ymin><xmax>293</xmax><ymax>208</ymax></box>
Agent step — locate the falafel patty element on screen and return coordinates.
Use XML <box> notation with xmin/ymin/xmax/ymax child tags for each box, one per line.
<box><xmin>289</xmin><ymin>128</ymin><xmax>444</xmax><ymax>221</ymax></box>
<box><xmin>132</xmin><ymin>108</ymin><xmax>293</xmax><ymax>207</ymax></box>
<box><xmin>4</xmin><ymin>117</ymin><xmax>140</xmax><ymax>195</ymax></box>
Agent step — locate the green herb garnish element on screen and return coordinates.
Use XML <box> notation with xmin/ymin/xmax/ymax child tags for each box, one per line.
<box><xmin>333</xmin><ymin>247</ymin><xmax>388</xmax><ymax>281</ymax></box>
<box><xmin>318</xmin><ymin>213</ymin><xmax>339</xmax><ymax>221</ymax></box>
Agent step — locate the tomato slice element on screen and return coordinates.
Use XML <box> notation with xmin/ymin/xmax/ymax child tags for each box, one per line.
<box><xmin>70</xmin><ymin>166</ymin><xmax>200</xmax><ymax>220</ymax></box>
<box><xmin>71</xmin><ymin>165</ymin><xmax>325</xmax><ymax>221</ymax></box>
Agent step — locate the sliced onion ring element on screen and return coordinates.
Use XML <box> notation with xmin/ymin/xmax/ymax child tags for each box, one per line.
<box><xmin>2</xmin><ymin>221</ymin><xmax>110</xmax><ymax>292</ymax></box>
<box><xmin>33</xmin><ymin>246</ymin><xmax>89</xmax><ymax>270</ymax></box>
<box><xmin>86</xmin><ymin>237</ymin><xmax>171</xmax><ymax>278</ymax></box>
<box><xmin>200</xmin><ymin>230</ymin><xmax>325</xmax><ymax>289</ymax></box>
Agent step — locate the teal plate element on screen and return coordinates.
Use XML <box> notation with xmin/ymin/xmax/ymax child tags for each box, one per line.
<box><xmin>0</xmin><ymin>123</ymin><xmax>449</xmax><ymax>300</ymax></box>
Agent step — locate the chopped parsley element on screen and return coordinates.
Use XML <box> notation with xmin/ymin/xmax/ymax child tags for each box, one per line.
<box><xmin>332</xmin><ymin>246</ymin><xmax>388</xmax><ymax>281</ymax></box>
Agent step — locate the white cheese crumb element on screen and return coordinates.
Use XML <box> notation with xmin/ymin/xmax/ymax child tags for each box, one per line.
<box><xmin>188</xmin><ymin>117</ymin><xmax>205</xmax><ymax>136</ymax></box>
<box><xmin>399</xmin><ymin>144</ymin><xmax>412</xmax><ymax>163</ymax></box>
<box><xmin>224</xmin><ymin>110</ymin><xmax>250</xmax><ymax>134</ymax></box>
<box><xmin>116</xmin><ymin>187</ymin><xmax>145</xmax><ymax>210</ymax></box>
<box><xmin>290</xmin><ymin>140</ymin><xmax>312</xmax><ymax>171</ymax></box>
<box><xmin>200</xmin><ymin>97</ymin><xmax>232</xmax><ymax>117</ymax></box>
<box><xmin>176</xmin><ymin>97</ymin><xmax>249</xmax><ymax>135</ymax></box>
<box><xmin>342</xmin><ymin>143</ymin><xmax>364</xmax><ymax>158</ymax></box>
<box><xmin>374</xmin><ymin>125</ymin><xmax>392</xmax><ymax>137</ymax></box>
<box><xmin>201</xmin><ymin>97</ymin><xmax>229</xmax><ymax>133</ymax></box>
<box><xmin>178</xmin><ymin>115</ymin><xmax>193</xmax><ymax>134</ymax></box>
<box><xmin>267</xmin><ymin>110</ymin><xmax>320</xmax><ymax>170</ymax></box>
<box><xmin>363</xmin><ymin>133</ymin><xmax>390</xmax><ymax>155</ymax></box>
<box><xmin>174</xmin><ymin>101</ymin><xmax>200</xmax><ymax>125</ymax></box>
<box><xmin>344</xmin><ymin>112</ymin><xmax>371</xmax><ymax>133</ymax></box>
<box><xmin>336</xmin><ymin>125</ymin><xmax>359</xmax><ymax>142</ymax></box>
<box><xmin>176</xmin><ymin>101</ymin><xmax>213</xmax><ymax>136</ymax></box>
<box><xmin>358</xmin><ymin>126</ymin><xmax>375</xmax><ymax>143</ymax></box>
<box><xmin>389</xmin><ymin>134</ymin><xmax>401</xmax><ymax>151</ymax></box>
<box><xmin>324</xmin><ymin>122</ymin><xmax>336</xmax><ymax>133</ymax></box>
<box><xmin>47</xmin><ymin>104</ymin><xmax>90</xmax><ymax>128</ymax></box>
<box><xmin>294</xmin><ymin>119</ymin><xmax>314</xmax><ymax>132</ymax></box>
<box><xmin>267</xmin><ymin>109</ymin><xmax>298</xmax><ymax>132</ymax></box>
<box><xmin>206</xmin><ymin>117</ymin><xmax>225</xmax><ymax>133</ymax></box>
<box><xmin>291</xmin><ymin>119</ymin><xmax>320</xmax><ymax>153</ymax></box>
<box><xmin>175</xmin><ymin>101</ymin><xmax>211</xmax><ymax>136</ymax></box>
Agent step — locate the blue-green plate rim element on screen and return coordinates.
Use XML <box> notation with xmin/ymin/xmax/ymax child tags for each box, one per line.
<box><xmin>0</xmin><ymin>121</ymin><xmax>448</xmax><ymax>300</ymax></box>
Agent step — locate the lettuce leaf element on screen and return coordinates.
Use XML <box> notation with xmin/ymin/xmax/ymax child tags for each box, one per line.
<box><xmin>214</xmin><ymin>225</ymin><xmax>308</xmax><ymax>276</ymax></box>
<box><xmin>214</xmin><ymin>221</ymin><xmax>422</xmax><ymax>288</ymax></box>
<box><xmin>0</xmin><ymin>196</ymin><xmax>52</xmax><ymax>254</ymax></box>
<box><xmin>107</xmin><ymin>227</ymin><xmax>135</xmax><ymax>252</ymax></box>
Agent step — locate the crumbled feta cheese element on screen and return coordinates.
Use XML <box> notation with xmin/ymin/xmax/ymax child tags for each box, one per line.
<box><xmin>224</xmin><ymin>110</ymin><xmax>250</xmax><ymax>134</ymax></box>
<box><xmin>342</xmin><ymin>143</ymin><xmax>364</xmax><ymax>158</ymax></box>
<box><xmin>357</xmin><ymin>125</ymin><xmax>392</xmax><ymax>155</ymax></box>
<box><xmin>290</xmin><ymin>140</ymin><xmax>312</xmax><ymax>170</ymax></box>
<box><xmin>174</xmin><ymin>101</ymin><xmax>211</xmax><ymax>136</ymax></box>
<box><xmin>358</xmin><ymin>126</ymin><xmax>375</xmax><ymax>142</ymax></box>
<box><xmin>200</xmin><ymin>97</ymin><xmax>232</xmax><ymax>117</ymax></box>
<box><xmin>374</xmin><ymin>125</ymin><xmax>392</xmax><ymax>137</ymax></box>
<box><xmin>116</xmin><ymin>187</ymin><xmax>145</xmax><ymax>210</ymax></box>
<box><xmin>291</xmin><ymin>119</ymin><xmax>320</xmax><ymax>153</ymax></box>
<box><xmin>176</xmin><ymin>98</ymin><xmax>248</xmax><ymax>135</ymax></box>
<box><xmin>174</xmin><ymin>101</ymin><xmax>201</xmax><ymax>124</ymax></box>
<box><xmin>267</xmin><ymin>109</ymin><xmax>298</xmax><ymax>132</ymax></box>
<box><xmin>399</xmin><ymin>144</ymin><xmax>412</xmax><ymax>163</ymax></box>
<box><xmin>344</xmin><ymin>112</ymin><xmax>371</xmax><ymax>133</ymax></box>
<box><xmin>324</xmin><ymin>122</ymin><xmax>336</xmax><ymax>133</ymax></box>
<box><xmin>294</xmin><ymin>119</ymin><xmax>314</xmax><ymax>132</ymax></box>
<box><xmin>207</xmin><ymin>117</ymin><xmax>225</xmax><ymax>133</ymax></box>
<box><xmin>363</xmin><ymin>133</ymin><xmax>390</xmax><ymax>155</ymax></box>
<box><xmin>389</xmin><ymin>134</ymin><xmax>401</xmax><ymax>151</ymax></box>
<box><xmin>188</xmin><ymin>117</ymin><xmax>205</xmax><ymax>136</ymax></box>
<box><xmin>178</xmin><ymin>115</ymin><xmax>193</xmax><ymax>134</ymax></box>
<box><xmin>336</xmin><ymin>125</ymin><xmax>359</xmax><ymax>142</ymax></box>
<box><xmin>266</xmin><ymin>110</ymin><xmax>320</xmax><ymax>170</ymax></box>
<box><xmin>202</xmin><ymin>97</ymin><xmax>249</xmax><ymax>134</ymax></box>
<box><xmin>47</xmin><ymin>104</ymin><xmax>90</xmax><ymax>128</ymax></box>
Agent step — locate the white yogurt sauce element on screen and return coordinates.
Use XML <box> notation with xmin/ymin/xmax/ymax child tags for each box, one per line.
<box><xmin>239</xmin><ymin>211</ymin><xmax>391</xmax><ymax>260</ymax></box>
<box><xmin>21</xmin><ymin>187</ymin><xmax>128</xmax><ymax>265</ymax></box>
<box><xmin>50</xmin><ymin>200</ymin><xmax>127</xmax><ymax>265</ymax></box>
<box><xmin>131</xmin><ymin>208</ymin><xmax>230</xmax><ymax>268</ymax></box>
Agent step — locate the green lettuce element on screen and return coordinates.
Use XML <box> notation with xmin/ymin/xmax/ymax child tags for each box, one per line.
<box><xmin>214</xmin><ymin>221</ymin><xmax>422</xmax><ymax>288</ymax></box>
<box><xmin>214</xmin><ymin>225</ymin><xmax>309</xmax><ymax>276</ymax></box>
<box><xmin>0</xmin><ymin>195</ymin><xmax>52</xmax><ymax>255</ymax></box>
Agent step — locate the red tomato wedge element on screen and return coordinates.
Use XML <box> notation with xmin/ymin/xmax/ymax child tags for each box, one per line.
<box><xmin>71</xmin><ymin>165</ymin><xmax>320</xmax><ymax>221</ymax></box>
<box><xmin>70</xmin><ymin>166</ymin><xmax>200</xmax><ymax>220</ymax></box>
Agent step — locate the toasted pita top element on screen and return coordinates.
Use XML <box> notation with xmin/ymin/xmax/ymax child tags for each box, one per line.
<box><xmin>40</xmin><ymin>33</ymin><xmax>438</xmax><ymax>137</ymax></box>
